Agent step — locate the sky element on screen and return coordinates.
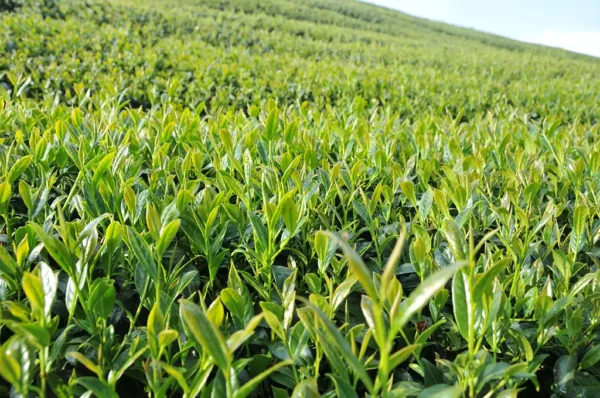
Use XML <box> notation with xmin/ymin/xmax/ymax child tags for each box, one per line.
<box><xmin>363</xmin><ymin>0</ymin><xmax>600</xmax><ymax>57</ymax></box>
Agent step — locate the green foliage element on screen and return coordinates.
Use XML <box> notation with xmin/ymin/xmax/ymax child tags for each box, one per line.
<box><xmin>0</xmin><ymin>0</ymin><xmax>22</xmax><ymax>13</ymax></box>
<box><xmin>0</xmin><ymin>0</ymin><xmax>599</xmax><ymax>397</ymax></box>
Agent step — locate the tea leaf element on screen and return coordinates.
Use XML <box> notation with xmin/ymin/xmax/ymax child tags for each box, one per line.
<box><xmin>180</xmin><ymin>300</ymin><xmax>231</xmax><ymax>371</ymax></box>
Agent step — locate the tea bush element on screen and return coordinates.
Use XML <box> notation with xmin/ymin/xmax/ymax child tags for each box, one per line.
<box><xmin>0</xmin><ymin>0</ymin><xmax>599</xmax><ymax>397</ymax></box>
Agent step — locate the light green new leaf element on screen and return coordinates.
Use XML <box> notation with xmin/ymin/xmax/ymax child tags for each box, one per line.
<box><xmin>301</xmin><ymin>299</ymin><xmax>374</xmax><ymax>393</ymax></box>
<box><xmin>125</xmin><ymin>226</ymin><xmax>157</xmax><ymax>282</ymax></box>
<box><xmin>418</xmin><ymin>189</ymin><xmax>433</xmax><ymax>222</ymax></box>
<box><xmin>77</xmin><ymin>213</ymin><xmax>112</xmax><ymax>246</ymax></box>
<box><xmin>393</xmin><ymin>262</ymin><xmax>465</xmax><ymax>334</ymax></box>
<box><xmin>264</xmin><ymin>108</ymin><xmax>279</xmax><ymax>141</ymax></box>
<box><xmin>291</xmin><ymin>378</ymin><xmax>320</xmax><ymax>398</ymax></box>
<box><xmin>441</xmin><ymin>219</ymin><xmax>468</xmax><ymax>261</ymax></box>
<box><xmin>22</xmin><ymin>272</ymin><xmax>45</xmax><ymax>318</ymax></box>
<box><xmin>88</xmin><ymin>278</ymin><xmax>116</xmax><ymax>319</ymax></box>
<box><xmin>221</xmin><ymin>287</ymin><xmax>249</xmax><ymax>326</ymax></box>
<box><xmin>0</xmin><ymin>181</ymin><xmax>11</xmax><ymax>209</ymax></box>
<box><xmin>92</xmin><ymin>151</ymin><xmax>116</xmax><ymax>185</ymax></box>
<box><xmin>160</xmin><ymin>363</ymin><xmax>190</xmax><ymax>394</ymax></box>
<box><xmin>280</xmin><ymin>196</ymin><xmax>299</xmax><ymax>233</ymax></box>
<box><xmin>400</xmin><ymin>180</ymin><xmax>417</xmax><ymax>206</ymax></box>
<box><xmin>207</xmin><ymin>297</ymin><xmax>225</xmax><ymax>328</ymax></box>
<box><xmin>66</xmin><ymin>352</ymin><xmax>102</xmax><ymax>376</ymax></box>
<box><xmin>452</xmin><ymin>269</ymin><xmax>471</xmax><ymax>341</ymax></box>
<box><xmin>105</xmin><ymin>221</ymin><xmax>122</xmax><ymax>255</ymax></box>
<box><xmin>227</xmin><ymin>314</ymin><xmax>264</xmax><ymax>352</ymax></box>
<box><xmin>249</xmin><ymin>212</ymin><xmax>269</xmax><ymax>252</ymax></box>
<box><xmin>8</xmin><ymin>155</ymin><xmax>33</xmax><ymax>184</ymax></box>
<box><xmin>0</xmin><ymin>346</ymin><xmax>21</xmax><ymax>386</ymax></box>
<box><xmin>381</xmin><ymin>226</ymin><xmax>407</xmax><ymax>294</ymax></box>
<box><xmin>389</xmin><ymin>344</ymin><xmax>419</xmax><ymax>370</ymax></box>
<box><xmin>156</xmin><ymin>219</ymin><xmax>180</xmax><ymax>259</ymax></box>
<box><xmin>158</xmin><ymin>330</ymin><xmax>178</xmax><ymax>347</ymax></box>
<box><xmin>146</xmin><ymin>204</ymin><xmax>162</xmax><ymax>240</ymax></box>
<box><xmin>570</xmin><ymin>206</ymin><xmax>588</xmax><ymax>253</ymax></box>
<box><xmin>180</xmin><ymin>300</ymin><xmax>231</xmax><ymax>371</ymax></box>
<box><xmin>0</xmin><ymin>245</ymin><xmax>18</xmax><ymax>288</ymax></box>
<box><xmin>418</xmin><ymin>385</ymin><xmax>462</xmax><ymax>398</ymax></box>
<box><xmin>473</xmin><ymin>258</ymin><xmax>509</xmax><ymax>302</ymax></box>
<box><xmin>148</xmin><ymin>303</ymin><xmax>164</xmax><ymax>356</ymax></box>
<box><xmin>29</xmin><ymin>223</ymin><xmax>75</xmax><ymax>276</ymax></box>
<box><xmin>18</xmin><ymin>180</ymin><xmax>33</xmax><ymax>210</ymax></box>
<box><xmin>321</xmin><ymin>231</ymin><xmax>377</xmax><ymax>300</ymax></box>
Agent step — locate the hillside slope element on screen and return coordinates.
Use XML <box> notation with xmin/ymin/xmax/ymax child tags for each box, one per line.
<box><xmin>2</xmin><ymin>0</ymin><xmax>599</xmax><ymax>122</ymax></box>
<box><xmin>0</xmin><ymin>1</ymin><xmax>600</xmax><ymax>397</ymax></box>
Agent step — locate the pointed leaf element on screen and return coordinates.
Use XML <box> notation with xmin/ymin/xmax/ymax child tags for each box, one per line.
<box><xmin>8</xmin><ymin>155</ymin><xmax>33</xmax><ymax>184</ymax></box>
<box><xmin>125</xmin><ymin>226</ymin><xmax>157</xmax><ymax>282</ymax></box>
<box><xmin>393</xmin><ymin>262</ymin><xmax>465</xmax><ymax>334</ymax></box>
<box><xmin>321</xmin><ymin>231</ymin><xmax>377</xmax><ymax>300</ymax></box>
<box><xmin>180</xmin><ymin>300</ymin><xmax>231</xmax><ymax>371</ymax></box>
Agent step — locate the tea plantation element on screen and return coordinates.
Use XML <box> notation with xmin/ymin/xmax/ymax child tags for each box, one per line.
<box><xmin>0</xmin><ymin>0</ymin><xmax>599</xmax><ymax>396</ymax></box>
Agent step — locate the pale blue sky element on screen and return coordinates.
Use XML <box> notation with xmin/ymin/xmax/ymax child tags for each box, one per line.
<box><xmin>363</xmin><ymin>0</ymin><xmax>600</xmax><ymax>57</ymax></box>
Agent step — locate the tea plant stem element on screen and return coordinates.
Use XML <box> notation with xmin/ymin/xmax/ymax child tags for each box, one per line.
<box><xmin>132</xmin><ymin>277</ymin><xmax>151</xmax><ymax>331</ymax></box>
<box><xmin>4</xmin><ymin>212</ymin><xmax>11</xmax><ymax>247</ymax></box>
<box><xmin>39</xmin><ymin>348</ymin><xmax>47</xmax><ymax>398</ymax></box>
